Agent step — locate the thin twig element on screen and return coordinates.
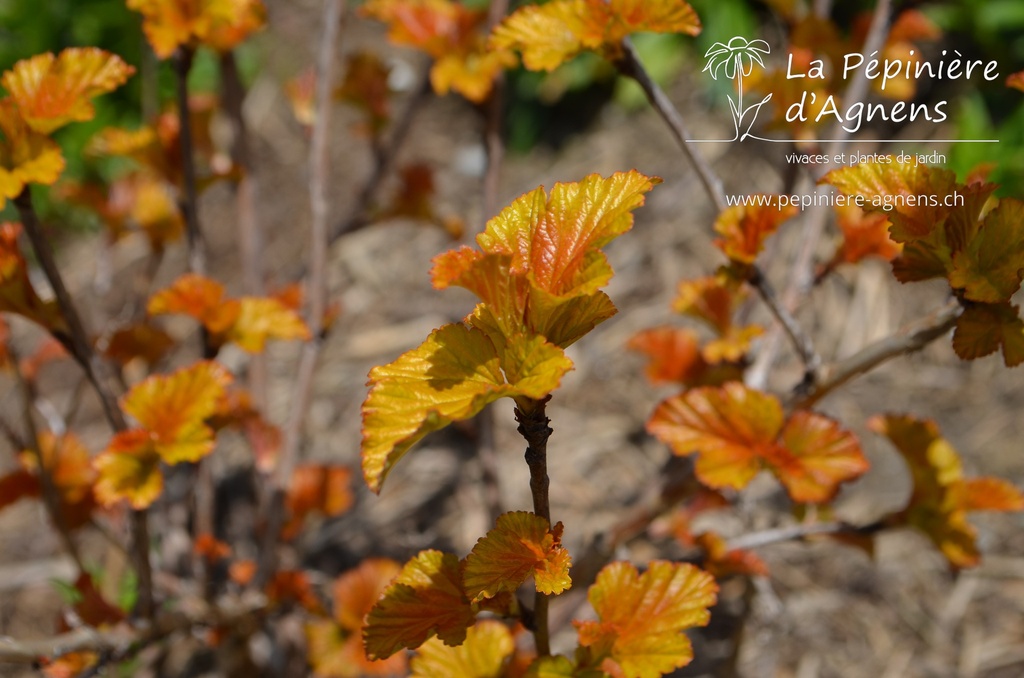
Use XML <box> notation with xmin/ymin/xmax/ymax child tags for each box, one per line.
<box><xmin>749</xmin><ymin>267</ymin><xmax>822</xmax><ymax>382</ymax></box>
<box><xmin>514</xmin><ymin>396</ymin><xmax>553</xmax><ymax>656</ymax></box>
<box><xmin>0</xmin><ymin>592</ymin><xmax>266</xmax><ymax>665</ymax></box>
<box><xmin>726</xmin><ymin>519</ymin><xmax>886</xmax><ymax>552</ymax></box>
<box><xmin>616</xmin><ymin>38</ymin><xmax>727</xmax><ymax>213</ymax></box>
<box><xmin>257</xmin><ymin>0</ymin><xmax>345</xmax><ymax>587</ymax></box>
<box><xmin>9</xmin><ymin>342</ymin><xmax>85</xmax><ymax>574</ymax></box>
<box><xmin>329</xmin><ymin>74</ymin><xmax>432</xmax><ymax>242</ymax></box>
<box><xmin>480</xmin><ymin>0</ymin><xmax>510</xmax><ymax>227</ymax></box>
<box><xmin>747</xmin><ymin>0</ymin><xmax>893</xmax><ymax>390</ymax></box>
<box><xmin>174</xmin><ymin>47</ymin><xmax>207</xmax><ymax>278</ymax></box>
<box><xmin>13</xmin><ymin>194</ymin><xmax>154</xmax><ymax>618</ymax></box>
<box><xmin>789</xmin><ymin>300</ymin><xmax>961</xmax><ymax>410</ymax></box>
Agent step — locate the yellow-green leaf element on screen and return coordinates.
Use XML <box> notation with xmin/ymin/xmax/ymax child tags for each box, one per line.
<box><xmin>361</xmin><ymin>323</ymin><xmax>571</xmax><ymax>493</ymax></box>
<box><xmin>410</xmin><ymin>620</ymin><xmax>514</xmax><ymax>678</ymax></box>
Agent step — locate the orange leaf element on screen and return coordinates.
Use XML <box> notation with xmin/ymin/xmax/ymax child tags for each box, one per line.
<box><xmin>148</xmin><ymin>273</ymin><xmax>240</xmax><ymax>334</ymax></box>
<box><xmin>93</xmin><ymin>429</ymin><xmax>163</xmax><ymax>509</ymax></box>
<box><xmin>430</xmin><ymin>49</ymin><xmax>517</xmax><ymax>103</ymax></box>
<box><xmin>362</xmin><ymin>0</ymin><xmax>484</xmax><ymax>60</ymax></box>
<box><xmin>960</xmin><ymin>478</ymin><xmax>1024</xmax><ymax>512</ymax></box>
<box><xmin>574</xmin><ymin>560</ymin><xmax>717</xmax><ymax>678</ymax></box>
<box><xmin>361</xmin><ymin>323</ymin><xmax>571</xmax><ymax>493</ymax></box>
<box><xmin>492</xmin><ymin>0</ymin><xmax>701</xmax><ymax>72</ymax></box>
<box><xmin>0</xmin><ymin>223</ymin><xmax>67</xmax><ymax>331</ymax></box>
<box><xmin>0</xmin><ymin>102</ymin><xmax>65</xmax><ymax>207</ymax></box>
<box><xmin>951</xmin><ymin>302</ymin><xmax>1024</xmax><ymax>367</ymax></box>
<box><xmin>284</xmin><ymin>464</ymin><xmax>354</xmax><ymax>539</ymax></box>
<box><xmin>869</xmin><ymin>414</ymin><xmax>1024</xmax><ymax>568</ymax></box>
<box><xmin>285</xmin><ymin>67</ymin><xmax>316</xmax><ymax>128</ymax></box>
<box><xmin>333</xmin><ymin>558</ymin><xmax>402</xmax><ymax>631</ymax></box>
<box><xmin>121</xmin><ymin>360</ymin><xmax>232</xmax><ymax>464</ymax></box>
<box><xmin>226</xmin><ymin>296</ymin><xmax>311</xmax><ymax>353</ymax></box>
<box><xmin>40</xmin><ymin>652</ymin><xmax>99</xmax><ymax>678</ymax></box>
<box><xmin>229</xmin><ymin>560</ymin><xmax>256</xmax><ymax>586</ymax></box>
<box><xmin>821</xmin><ymin>158</ymin><xmax>958</xmax><ymax>242</ymax></box>
<box><xmin>627</xmin><ymin>326</ymin><xmax>709</xmax><ymax>385</ymax></box>
<box><xmin>776</xmin><ymin>411</ymin><xmax>869</xmax><ymax>503</ymax></box>
<box><xmin>306</xmin><ymin>558</ymin><xmax>406</xmax><ymax>677</ymax></box>
<box><xmin>410</xmin><ymin>619</ymin><xmax>515</xmax><ymax>678</ymax></box>
<box><xmin>18</xmin><ymin>337</ymin><xmax>68</xmax><ymax>381</ymax></box>
<box><xmin>130</xmin><ymin>175</ymin><xmax>185</xmax><ymax>249</ymax></box>
<box><xmin>364</xmin><ymin>550</ymin><xmax>474</xmax><ymax>659</ymax></box>
<box><xmin>647</xmin><ymin>382</ymin><xmax>783</xmax><ymax>491</ymax></box>
<box><xmin>463</xmin><ymin>511</ymin><xmax>572</xmax><ymax>600</ymax></box>
<box><xmin>127</xmin><ymin>0</ymin><xmax>265</xmax><ymax>58</ymax></box>
<box><xmin>949</xmin><ymin>198</ymin><xmax>1024</xmax><ymax>303</ymax></box>
<box><xmin>2</xmin><ymin>48</ymin><xmax>134</xmax><ymax>134</ymax></box>
<box><xmin>33</xmin><ymin>432</ymin><xmax>97</xmax><ymax>528</ymax></box>
<box><xmin>832</xmin><ymin>203</ymin><xmax>901</xmax><ymax>265</ymax></box>
<box><xmin>267</xmin><ymin>570</ymin><xmax>322</xmax><ymax>613</ymax></box>
<box><xmin>194</xmin><ymin>533</ymin><xmax>231</xmax><ymax>562</ymax></box>
<box><xmin>648</xmin><ymin>383</ymin><xmax>867</xmax><ymax>502</ymax></box>
<box><xmin>713</xmin><ymin>198</ymin><xmax>797</xmax><ymax>264</ymax></box>
<box><xmin>1008</xmin><ymin>70</ymin><xmax>1024</xmax><ymax>92</ymax></box>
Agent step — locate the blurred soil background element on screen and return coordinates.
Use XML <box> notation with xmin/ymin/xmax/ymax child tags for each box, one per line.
<box><xmin>1</xmin><ymin>0</ymin><xmax>1024</xmax><ymax>676</ymax></box>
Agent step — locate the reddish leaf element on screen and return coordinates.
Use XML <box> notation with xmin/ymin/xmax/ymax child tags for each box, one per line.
<box><xmin>71</xmin><ymin>572</ymin><xmax>125</xmax><ymax>627</ymax></box>
<box><xmin>776</xmin><ymin>411</ymin><xmax>870</xmax><ymax>504</ymax></box>
<box><xmin>574</xmin><ymin>561</ymin><xmax>717</xmax><ymax>678</ymax></box>
<box><xmin>0</xmin><ymin>468</ymin><xmax>40</xmax><ymax>512</ymax></box>
<box><xmin>103</xmin><ymin>322</ymin><xmax>176</xmax><ymax>367</ymax></box>
<box><xmin>335</xmin><ymin>52</ymin><xmax>392</xmax><ymax>134</ymax></box>
<box><xmin>952</xmin><ymin>302</ymin><xmax>1024</xmax><ymax>367</ymax></box>
<box><xmin>410</xmin><ymin>619</ymin><xmax>514</xmax><ymax>678</ymax></box>
<box><xmin>1008</xmin><ymin>70</ymin><xmax>1024</xmax><ymax>92</ymax></box>
<box><xmin>2</xmin><ymin>48</ymin><xmax>134</xmax><ymax>134</ymax></box>
<box><xmin>194</xmin><ymin>534</ymin><xmax>231</xmax><ymax>562</ymax></box>
<box><xmin>694</xmin><ymin>531</ymin><xmax>769</xmax><ymax>579</ymax></box>
<box><xmin>266</xmin><ymin>570</ymin><xmax>322</xmax><ymax>613</ymax></box>
<box><xmin>713</xmin><ymin>198</ymin><xmax>797</xmax><ymax>264</ymax></box>
<box><xmin>18</xmin><ymin>337</ymin><xmax>68</xmax><ymax>382</ymax></box>
<box><xmin>364</xmin><ymin>550</ymin><xmax>474</xmax><ymax>659</ymax></box>
<box><xmin>627</xmin><ymin>327</ymin><xmax>709</xmax><ymax>385</ymax></box>
<box><xmin>284</xmin><ymin>464</ymin><xmax>354</xmax><ymax>539</ymax></box>
<box><xmin>832</xmin><ymin>203</ymin><xmax>901</xmax><ymax>265</ymax></box>
<box><xmin>463</xmin><ymin>511</ymin><xmax>572</xmax><ymax>600</ymax></box>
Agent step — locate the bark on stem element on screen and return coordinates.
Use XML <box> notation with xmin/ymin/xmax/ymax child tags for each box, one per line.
<box><xmin>514</xmin><ymin>396</ymin><xmax>552</xmax><ymax>656</ymax></box>
<box><xmin>14</xmin><ymin>193</ymin><xmax>153</xmax><ymax>619</ymax></box>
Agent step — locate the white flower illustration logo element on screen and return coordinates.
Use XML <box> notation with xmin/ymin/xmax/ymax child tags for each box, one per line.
<box><xmin>703</xmin><ymin>37</ymin><xmax>773</xmax><ymax>141</ymax></box>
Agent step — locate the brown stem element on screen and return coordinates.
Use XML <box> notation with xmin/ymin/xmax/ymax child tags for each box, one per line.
<box><xmin>10</xmin><ymin>342</ymin><xmax>85</xmax><ymax>574</ymax></box>
<box><xmin>174</xmin><ymin>47</ymin><xmax>206</xmax><ymax>278</ymax></box>
<box><xmin>257</xmin><ymin>0</ymin><xmax>345</xmax><ymax>587</ymax></box>
<box><xmin>615</xmin><ymin>38</ymin><xmax>727</xmax><ymax>213</ymax></box>
<box><xmin>514</xmin><ymin>396</ymin><xmax>553</xmax><ymax>655</ymax></box>
<box><xmin>14</xmin><ymin>193</ymin><xmax>153</xmax><ymax>619</ymax></box>
<box><xmin>789</xmin><ymin>300</ymin><xmax>961</xmax><ymax>411</ymax></box>
<box><xmin>329</xmin><ymin>74</ymin><xmax>432</xmax><ymax>242</ymax></box>
<box><xmin>480</xmin><ymin>0</ymin><xmax>510</xmax><ymax>228</ymax></box>
<box><xmin>749</xmin><ymin>267</ymin><xmax>821</xmax><ymax>383</ymax></box>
